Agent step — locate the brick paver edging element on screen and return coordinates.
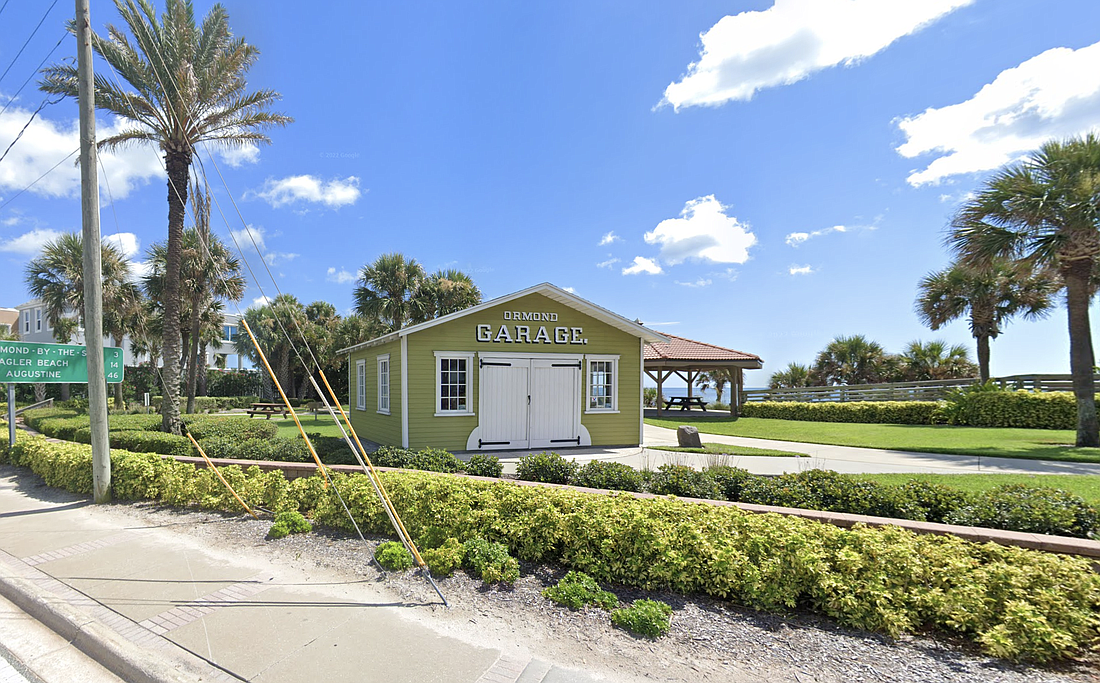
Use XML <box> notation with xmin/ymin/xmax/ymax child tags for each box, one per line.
<box><xmin>14</xmin><ymin>421</ymin><xmax>1100</xmax><ymax>560</ymax></box>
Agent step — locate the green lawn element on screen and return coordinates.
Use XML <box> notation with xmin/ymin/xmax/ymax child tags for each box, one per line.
<box><xmin>848</xmin><ymin>473</ymin><xmax>1100</xmax><ymax>505</ymax></box>
<box><xmin>644</xmin><ymin>416</ymin><xmax>1100</xmax><ymax>463</ymax></box>
<box><xmin>271</xmin><ymin>412</ymin><xmax>349</xmax><ymax>439</ymax></box>
<box><xmin>647</xmin><ymin>442</ymin><xmax>806</xmax><ymax>458</ymax></box>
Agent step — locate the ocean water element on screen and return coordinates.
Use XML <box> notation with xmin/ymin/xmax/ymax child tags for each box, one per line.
<box><xmin>649</xmin><ymin>386</ymin><xmax>768</xmax><ymax>403</ymax></box>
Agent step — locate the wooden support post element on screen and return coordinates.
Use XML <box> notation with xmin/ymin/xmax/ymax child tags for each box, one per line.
<box><xmin>656</xmin><ymin>371</ymin><xmax>664</xmax><ymax>416</ymax></box>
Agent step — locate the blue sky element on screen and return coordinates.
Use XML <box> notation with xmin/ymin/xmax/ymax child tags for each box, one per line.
<box><xmin>2</xmin><ymin>0</ymin><xmax>1100</xmax><ymax>388</ymax></box>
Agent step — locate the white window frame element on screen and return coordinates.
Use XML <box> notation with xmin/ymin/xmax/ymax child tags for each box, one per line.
<box><xmin>434</xmin><ymin>351</ymin><xmax>475</xmax><ymax>417</ymax></box>
<box><xmin>23</xmin><ymin>311</ymin><xmax>30</xmax><ymax>334</ymax></box>
<box><xmin>35</xmin><ymin>308</ymin><xmax>42</xmax><ymax>332</ymax></box>
<box><xmin>355</xmin><ymin>359</ymin><xmax>366</xmax><ymax>411</ymax></box>
<box><xmin>585</xmin><ymin>354</ymin><xmax>619</xmax><ymax>414</ymax></box>
<box><xmin>377</xmin><ymin>354</ymin><xmax>391</xmax><ymax>415</ymax></box>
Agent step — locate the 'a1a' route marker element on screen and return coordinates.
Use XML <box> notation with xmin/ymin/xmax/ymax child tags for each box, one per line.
<box><xmin>0</xmin><ymin>341</ymin><xmax>123</xmax><ymax>384</ymax></box>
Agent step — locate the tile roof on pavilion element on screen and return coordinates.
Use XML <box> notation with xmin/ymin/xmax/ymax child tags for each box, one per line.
<box><xmin>644</xmin><ymin>333</ymin><xmax>762</xmax><ymax>364</ymax></box>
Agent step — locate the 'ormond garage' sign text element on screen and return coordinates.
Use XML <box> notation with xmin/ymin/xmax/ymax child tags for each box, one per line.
<box><xmin>477</xmin><ymin>310</ymin><xmax>587</xmax><ymax>345</ymax></box>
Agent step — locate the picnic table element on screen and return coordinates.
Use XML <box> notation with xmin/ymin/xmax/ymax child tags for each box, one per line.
<box><xmin>247</xmin><ymin>402</ymin><xmax>290</xmax><ymax>419</ymax></box>
<box><xmin>664</xmin><ymin>396</ymin><xmax>708</xmax><ymax>412</ymax></box>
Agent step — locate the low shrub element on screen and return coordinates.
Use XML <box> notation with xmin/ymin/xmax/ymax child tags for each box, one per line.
<box><xmin>739</xmin><ymin>470</ymin><xmax>926</xmax><ymax>520</ymax></box>
<box><xmin>5</xmin><ymin>432</ymin><xmax>1099</xmax><ymax>663</ymax></box>
<box><xmin>944</xmin><ymin>485</ymin><xmax>1099</xmax><ymax>538</ymax></box>
<box><xmin>516</xmin><ymin>452</ymin><xmax>576</xmax><ymax>485</ymax></box>
<box><xmin>464</xmin><ymin>454</ymin><xmax>503</xmax><ymax>478</ymax></box>
<box><xmin>543</xmin><ymin>571</ymin><xmax>618</xmax><ymax>610</ymax></box>
<box><xmin>407</xmin><ymin>448</ymin><xmax>464</xmax><ymax>474</ymax></box>
<box><xmin>463</xmin><ymin>538</ymin><xmax>520</xmax><ymax>585</ymax></box>
<box><xmin>269</xmin><ymin>511</ymin><xmax>312</xmax><ymax>539</ymax></box>
<box><xmin>371</xmin><ymin>445</ymin><xmax>412</xmax><ymax>469</ymax></box>
<box><xmin>108</xmin><ymin>430</ymin><xmax>193</xmax><ymax>457</ymax></box>
<box><xmin>741</xmin><ymin>400</ymin><xmax>941</xmax><ymax>425</ymax></box>
<box><xmin>422</xmin><ymin>538</ymin><xmax>464</xmax><ymax>577</ymax></box>
<box><xmin>573</xmin><ymin>460</ymin><xmax>643</xmax><ymax>492</ymax></box>
<box><xmin>946</xmin><ymin>390</ymin><xmax>1078</xmax><ymax>430</ymax></box>
<box><xmin>647</xmin><ymin>464</ymin><xmax>721</xmax><ymax>500</ymax></box>
<box><xmin>21</xmin><ymin>408</ymin><xmax>79</xmax><ymax>431</ymax></box>
<box><xmin>375</xmin><ymin>541</ymin><xmax>414</xmax><ymax>571</ymax></box>
<box><xmin>898</xmin><ymin>480</ymin><xmax>975</xmax><ymax>523</ymax></box>
<box><xmin>707</xmin><ymin>465</ymin><xmax>752</xmax><ymax>501</ymax></box>
<box><xmin>611</xmin><ymin>599</ymin><xmax>672</xmax><ymax>638</ymax></box>
<box><xmin>183</xmin><ymin>416</ymin><xmax>278</xmax><ymax>441</ymax></box>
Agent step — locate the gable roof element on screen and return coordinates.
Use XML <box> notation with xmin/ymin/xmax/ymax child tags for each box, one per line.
<box><xmin>338</xmin><ymin>282</ymin><xmax>669</xmax><ymax>355</ymax></box>
<box><xmin>644</xmin><ymin>333</ymin><xmax>763</xmax><ymax>368</ymax></box>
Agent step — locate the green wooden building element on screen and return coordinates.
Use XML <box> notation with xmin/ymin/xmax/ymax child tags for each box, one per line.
<box><xmin>339</xmin><ymin>283</ymin><xmax>667</xmax><ymax>452</ymax></box>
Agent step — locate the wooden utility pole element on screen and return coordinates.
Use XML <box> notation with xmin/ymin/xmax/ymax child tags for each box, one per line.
<box><xmin>76</xmin><ymin>0</ymin><xmax>111</xmax><ymax>503</ymax></box>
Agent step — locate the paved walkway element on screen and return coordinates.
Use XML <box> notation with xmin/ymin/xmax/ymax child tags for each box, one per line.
<box><xmin>0</xmin><ymin>467</ymin><xmax>599</xmax><ymax>683</ymax></box>
<box><xmin>492</xmin><ymin>424</ymin><xmax>1100</xmax><ymax>476</ymax></box>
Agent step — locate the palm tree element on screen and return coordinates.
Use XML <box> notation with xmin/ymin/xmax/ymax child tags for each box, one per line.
<box><xmin>898</xmin><ymin>340</ymin><xmax>977</xmax><ymax>381</ymax></box>
<box><xmin>24</xmin><ymin>233</ymin><xmax>137</xmax><ymax>406</ymax></box>
<box><xmin>949</xmin><ymin>135</ymin><xmax>1100</xmax><ymax>446</ymax></box>
<box><xmin>237</xmin><ymin>295</ymin><xmax>304</xmax><ymax>396</ymax></box>
<box><xmin>811</xmin><ymin>335</ymin><xmax>892</xmax><ymax>386</ymax></box>
<box><xmin>414</xmin><ymin>269</ymin><xmax>482</xmax><ymax>322</ymax></box>
<box><xmin>694</xmin><ymin>370</ymin><xmax>731</xmax><ymax>404</ymax></box>
<box><xmin>353</xmin><ymin>253</ymin><xmax>427</xmax><ymax>331</ymax></box>
<box><xmin>769</xmin><ymin>362</ymin><xmax>812</xmax><ymax>389</ymax></box>
<box><xmin>916</xmin><ymin>259</ymin><xmax>1052</xmax><ymax>382</ymax></box>
<box><xmin>40</xmin><ymin>0</ymin><xmax>291</xmax><ymax>434</ymax></box>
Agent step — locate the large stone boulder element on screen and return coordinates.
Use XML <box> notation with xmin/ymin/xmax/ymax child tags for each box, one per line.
<box><xmin>676</xmin><ymin>425</ymin><xmax>702</xmax><ymax>449</ymax></box>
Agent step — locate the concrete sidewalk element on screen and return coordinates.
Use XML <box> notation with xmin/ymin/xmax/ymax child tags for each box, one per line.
<box><xmin>0</xmin><ymin>467</ymin><xmax>600</xmax><ymax>683</ymax></box>
<box><xmin>492</xmin><ymin>424</ymin><xmax>1100</xmax><ymax>477</ymax></box>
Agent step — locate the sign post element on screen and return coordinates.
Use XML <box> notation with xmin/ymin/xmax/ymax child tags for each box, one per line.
<box><xmin>6</xmin><ymin>384</ymin><xmax>13</xmax><ymax>452</ymax></box>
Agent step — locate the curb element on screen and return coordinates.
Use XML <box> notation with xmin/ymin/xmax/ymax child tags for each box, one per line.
<box><xmin>0</xmin><ymin>564</ymin><xmax>228</xmax><ymax>683</ymax></box>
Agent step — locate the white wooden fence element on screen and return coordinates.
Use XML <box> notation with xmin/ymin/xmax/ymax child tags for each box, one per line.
<box><xmin>743</xmin><ymin>374</ymin><xmax>1099</xmax><ymax>404</ymax></box>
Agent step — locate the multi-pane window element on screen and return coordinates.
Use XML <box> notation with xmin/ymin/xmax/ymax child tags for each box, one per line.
<box><xmin>355</xmin><ymin>360</ymin><xmax>366</xmax><ymax>411</ymax></box>
<box><xmin>35</xmin><ymin>309</ymin><xmax>42</xmax><ymax>332</ymax></box>
<box><xmin>23</xmin><ymin>311</ymin><xmax>30</xmax><ymax>333</ymax></box>
<box><xmin>377</xmin><ymin>355</ymin><xmax>390</xmax><ymax>414</ymax></box>
<box><xmin>223</xmin><ymin>325</ymin><xmax>238</xmax><ymax>341</ymax></box>
<box><xmin>586</xmin><ymin>355</ymin><xmax>619</xmax><ymax>412</ymax></box>
<box><xmin>438</xmin><ymin>357</ymin><xmax>469</xmax><ymax>413</ymax></box>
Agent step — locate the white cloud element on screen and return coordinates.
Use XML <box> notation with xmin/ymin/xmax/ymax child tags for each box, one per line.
<box><xmin>230</xmin><ymin>224</ymin><xmax>267</xmax><ymax>252</ymax></box>
<box><xmin>622</xmin><ymin>256</ymin><xmax>662</xmax><ymax>275</ymax></box>
<box><xmin>786</xmin><ymin>224</ymin><xmax>848</xmax><ymax>246</ymax></box>
<box><xmin>598</xmin><ymin>231</ymin><xmax>620</xmax><ymax>246</ymax></box>
<box><xmin>897</xmin><ymin>41</ymin><xmax>1100</xmax><ymax>186</ymax></box>
<box><xmin>264</xmin><ymin>252</ymin><xmax>298</xmax><ymax>266</ymax></box>
<box><xmin>645</xmin><ymin>321</ymin><xmax>680</xmax><ymax>327</ymax></box>
<box><xmin>644</xmin><ymin>195</ymin><xmax>755</xmax><ymax>265</ymax></box>
<box><xmin>596</xmin><ymin>257</ymin><xmax>620</xmax><ymax>269</ymax></box>
<box><xmin>0</xmin><ymin>108</ymin><xmax>163</xmax><ymax>200</ymax></box>
<box><xmin>789</xmin><ymin>264</ymin><xmax>815</xmax><ymax>275</ymax></box>
<box><xmin>102</xmin><ymin>232</ymin><xmax>140</xmax><ymax>259</ymax></box>
<box><xmin>661</xmin><ymin>0</ymin><xmax>971</xmax><ymax>110</ymax></box>
<box><xmin>326</xmin><ymin>267</ymin><xmax>357</xmax><ymax>284</ymax></box>
<box><xmin>220</xmin><ymin>143</ymin><xmax>260</xmax><ymax>168</ymax></box>
<box><xmin>129</xmin><ymin>259</ymin><xmax>152</xmax><ymax>281</ymax></box>
<box><xmin>0</xmin><ymin>228</ymin><xmax>62</xmax><ymax>255</ymax></box>
<box><xmin>676</xmin><ymin>278</ymin><xmax>712</xmax><ymax>288</ymax></box>
<box><xmin>562</xmin><ymin>286</ymin><xmax>576</xmax><ymax>294</ymax></box>
<box><xmin>252</xmin><ymin>295</ymin><xmax>272</xmax><ymax>307</ymax></box>
<box><xmin>255</xmin><ymin>175</ymin><xmax>361</xmax><ymax>208</ymax></box>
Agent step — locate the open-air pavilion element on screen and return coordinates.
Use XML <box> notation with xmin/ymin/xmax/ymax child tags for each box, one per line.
<box><xmin>644</xmin><ymin>334</ymin><xmax>763</xmax><ymax>416</ymax></box>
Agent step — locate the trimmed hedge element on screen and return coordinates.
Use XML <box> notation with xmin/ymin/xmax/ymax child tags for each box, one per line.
<box><xmin>948</xmin><ymin>391</ymin><xmax>1077</xmax><ymax>430</ymax></box>
<box><xmin>1</xmin><ymin>432</ymin><xmax>1098</xmax><ymax>662</ymax></box>
<box><xmin>182</xmin><ymin>416</ymin><xmax>278</xmax><ymax>441</ymax></box>
<box><xmin>741</xmin><ymin>401</ymin><xmax>941</xmax><ymax>425</ymax></box>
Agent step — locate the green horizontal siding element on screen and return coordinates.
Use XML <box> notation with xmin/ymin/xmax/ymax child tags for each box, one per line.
<box><xmin>347</xmin><ymin>338</ymin><xmax>402</xmax><ymax>447</ymax></box>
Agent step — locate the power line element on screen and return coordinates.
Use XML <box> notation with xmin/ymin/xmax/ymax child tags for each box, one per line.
<box><xmin>0</xmin><ymin>93</ymin><xmax>63</xmax><ymax>165</ymax></box>
<box><xmin>0</xmin><ymin>1</ymin><xmax>11</xmax><ymax>21</ymax></box>
<box><xmin>0</xmin><ymin>147</ymin><xmax>77</xmax><ymax>213</ymax></box>
<box><xmin>0</xmin><ymin>0</ymin><xmax>60</xmax><ymax>86</ymax></box>
<box><xmin>0</xmin><ymin>33</ymin><xmax>69</xmax><ymax>120</ymax></box>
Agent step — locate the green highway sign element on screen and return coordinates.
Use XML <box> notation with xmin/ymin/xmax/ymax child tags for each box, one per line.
<box><xmin>0</xmin><ymin>341</ymin><xmax>123</xmax><ymax>384</ymax></box>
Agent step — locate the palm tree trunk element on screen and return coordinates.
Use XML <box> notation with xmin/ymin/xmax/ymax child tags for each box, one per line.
<box><xmin>185</xmin><ymin>294</ymin><xmax>202</xmax><ymax>414</ymax></box>
<box><xmin>976</xmin><ymin>335</ymin><xmax>991</xmax><ymax>384</ymax></box>
<box><xmin>197</xmin><ymin>342</ymin><xmax>208</xmax><ymax>396</ymax></box>
<box><xmin>160</xmin><ymin>149</ymin><xmax>189</xmax><ymax>435</ymax></box>
<box><xmin>1063</xmin><ymin>259</ymin><xmax>1098</xmax><ymax>447</ymax></box>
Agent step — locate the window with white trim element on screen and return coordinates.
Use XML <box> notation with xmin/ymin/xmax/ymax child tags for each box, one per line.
<box><xmin>355</xmin><ymin>360</ymin><xmax>366</xmax><ymax>411</ymax></box>
<box><xmin>377</xmin><ymin>354</ymin><xmax>390</xmax><ymax>414</ymax></box>
<box><xmin>586</xmin><ymin>355</ymin><xmax>619</xmax><ymax>413</ymax></box>
<box><xmin>35</xmin><ymin>308</ymin><xmax>42</xmax><ymax>332</ymax></box>
<box><xmin>23</xmin><ymin>311</ymin><xmax>30</xmax><ymax>334</ymax></box>
<box><xmin>435</xmin><ymin>352</ymin><xmax>475</xmax><ymax>415</ymax></box>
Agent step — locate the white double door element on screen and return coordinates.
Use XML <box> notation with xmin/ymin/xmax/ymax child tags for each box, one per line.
<box><xmin>478</xmin><ymin>355</ymin><xmax>582</xmax><ymax>450</ymax></box>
